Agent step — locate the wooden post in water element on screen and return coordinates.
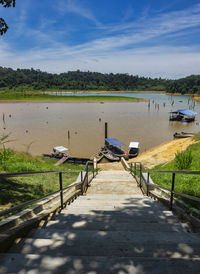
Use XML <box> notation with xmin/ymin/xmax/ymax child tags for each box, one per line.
<box><xmin>67</xmin><ymin>130</ymin><xmax>70</xmax><ymax>148</ymax></box>
<box><xmin>105</xmin><ymin>122</ymin><xmax>108</xmax><ymax>144</ymax></box>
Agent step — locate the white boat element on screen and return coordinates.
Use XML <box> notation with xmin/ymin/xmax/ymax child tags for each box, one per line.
<box><xmin>52</xmin><ymin>146</ymin><xmax>68</xmax><ymax>158</ymax></box>
<box><xmin>128</xmin><ymin>142</ymin><xmax>139</xmax><ymax>158</ymax></box>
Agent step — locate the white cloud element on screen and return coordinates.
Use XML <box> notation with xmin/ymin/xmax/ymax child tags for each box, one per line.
<box><xmin>1</xmin><ymin>3</ymin><xmax>200</xmax><ymax>79</ymax></box>
<box><xmin>1</xmin><ymin>43</ymin><xmax>200</xmax><ymax>79</ymax></box>
<box><xmin>58</xmin><ymin>0</ymin><xmax>101</xmax><ymax>26</ymax></box>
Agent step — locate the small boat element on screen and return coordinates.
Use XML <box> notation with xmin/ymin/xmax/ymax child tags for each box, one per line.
<box><xmin>52</xmin><ymin>146</ymin><xmax>68</xmax><ymax>158</ymax></box>
<box><xmin>173</xmin><ymin>132</ymin><xmax>195</xmax><ymax>138</ymax></box>
<box><xmin>169</xmin><ymin>109</ymin><xmax>197</xmax><ymax>122</ymax></box>
<box><xmin>99</xmin><ymin>148</ymin><xmax>120</xmax><ymax>162</ymax></box>
<box><xmin>128</xmin><ymin>142</ymin><xmax>139</xmax><ymax>158</ymax></box>
<box><xmin>44</xmin><ymin>145</ymin><xmax>107</xmax><ymax>165</ymax></box>
<box><xmin>45</xmin><ymin>146</ymin><xmax>92</xmax><ymax>165</ymax></box>
<box><xmin>104</xmin><ymin>138</ymin><xmax>128</xmax><ymax>159</ymax></box>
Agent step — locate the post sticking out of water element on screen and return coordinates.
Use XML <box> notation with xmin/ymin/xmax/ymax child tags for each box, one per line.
<box><xmin>105</xmin><ymin>122</ymin><xmax>108</xmax><ymax>139</ymax></box>
<box><xmin>67</xmin><ymin>130</ymin><xmax>70</xmax><ymax>149</ymax></box>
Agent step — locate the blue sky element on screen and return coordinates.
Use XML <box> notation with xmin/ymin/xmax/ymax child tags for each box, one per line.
<box><xmin>1</xmin><ymin>0</ymin><xmax>200</xmax><ymax>79</ymax></box>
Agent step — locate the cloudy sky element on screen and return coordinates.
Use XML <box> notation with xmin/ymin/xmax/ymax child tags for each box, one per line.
<box><xmin>1</xmin><ymin>0</ymin><xmax>200</xmax><ymax>79</ymax></box>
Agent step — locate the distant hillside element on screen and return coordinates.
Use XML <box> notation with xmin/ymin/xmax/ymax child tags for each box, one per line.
<box><xmin>0</xmin><ymin>67</ymin><xmax>168</xmax><ymax>91</ymax></box>
<box><xmin>166</xmin><ymin>75</ymin><xmax>200</xmax><ymax>94</ymax></box>
<box><xmin>0</xmin><ymin>67</ymin><xmax>199</xmax><ymax>94</ymax></box>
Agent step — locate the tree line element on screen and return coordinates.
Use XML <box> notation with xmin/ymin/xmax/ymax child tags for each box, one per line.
<box><xmin>166</xmin><ymin>75</ymin><xmax>200</xmax><ymax>94</ymax></box>
<box><xmin>0</xmin><ymin>67</ymin><xmax>168</xmax><ymax>91</ymax></box>
<box><xmin>0</xmin><ymin>66</ymin><xmax>200</xmax><ymax>94</ymax></box>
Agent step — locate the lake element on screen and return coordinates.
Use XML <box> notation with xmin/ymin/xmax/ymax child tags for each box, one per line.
<box><xmin>0</xmin><ymin>92</ymin><xmax>199</xmax><ymax>157</ymax></box>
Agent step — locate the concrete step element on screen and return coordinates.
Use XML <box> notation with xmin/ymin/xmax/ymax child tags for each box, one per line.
<box><xmin>52</xmin><ymin>212</ymin><xmax>179</xmax><ymax>224</ymax></box>
<box><xmin>91</xmin><ymin>175</ymin><xmax>135</xmax><ymax>182</ymax></box>
<box><xmin>30</xmin><ymin>230</ymin><xmax>199</xmax><ymax>244</ymax></box>
<box><xmin>46</xmin><ymin>220</ymin><xmax>190</xmax><ymax>233</ymax></box>
<box><xmin>91</xmin><ymin>178</ymin><xmax>135</xmax><ymax>182</ymax></box>
<box><xmin>77</xmin><ymin>194</ymin><xmax>144</xmax><ymax>200</ymax></box>
<box><xmin>68</xmin><ymin>198</ymin><xmax>169</xmax><ymax>210</ymax></box>
<box><xmin>87</xmin><ymin>181</ymin><xmax>141</xmax><ymax>195</ymax></box>
<box><xmin>1</xmin><ymin>254</ymin><xmax>200</xmax><ymax>274</ymax></box>
<box><xmin>61</xmin><ymin>207</ymin><xmax>176</xmax><ymax>218</ymax></box>
<box><xmin>66</xmin><ymin>204</ymin><xmax>172</xmax><ymax>212</ymax></box>
<box><xmin>94</xmin><ymin>171</ymin><xmax>134</xmax><ymax>177</ymax></box>
<box><xmin>11</xmin><ymin>237</ymin><xmax>200</xmax><ymax>258</ymax></box>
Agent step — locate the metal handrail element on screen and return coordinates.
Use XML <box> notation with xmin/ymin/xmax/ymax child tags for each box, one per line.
<box><xmin>130</xmin><ymin>162</ymin><xmax>200</xmax><ymax>210</ymax></box>
<box><xmin>0</xmin><ymin>159</ymin><xmax>96</xmax><ymax>218</ymax></box>
<box><xmin>0</xmin><ymin>169</ymin><xmax>82</xmax><ymax>178</ymax></box>
<box><xmin>81</xmin><ymin>160</ymin><xmax>96</xmax><ymax>194</ymax></box>
<box><xmin>0</xmin><ymin>181</ymin><xmax>81</xmax><ymax>217</ymax></box>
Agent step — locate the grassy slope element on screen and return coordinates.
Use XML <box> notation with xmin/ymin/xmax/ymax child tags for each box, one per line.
<box><xmin>150</xmin><ymin>136</ymin><xmax>200</xmax><ymax>209</ymax></box>
<box><xmin>0</xmin><ymin>92</ymin><xmax>144</xmax><ymax>102</ymax></box>
<box><xmin>0</xmin><ymin>150</ymin><xmax>84</xmax><ymax>213</ymax></box>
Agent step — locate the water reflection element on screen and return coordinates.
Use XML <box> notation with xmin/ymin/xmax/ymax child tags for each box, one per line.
<box><xmin>0</xmin><ymin>93</ymin><xmax>199</xmax><ymax>157</ymax></box>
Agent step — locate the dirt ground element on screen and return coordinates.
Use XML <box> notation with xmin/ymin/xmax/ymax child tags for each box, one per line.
<box><xmin>98</xmin><ymin>137</ymin><xmax>195</xmax><ymax>170</ymax></box>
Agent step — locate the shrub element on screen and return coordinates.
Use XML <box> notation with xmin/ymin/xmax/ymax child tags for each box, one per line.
<box><xmin>5</xmin><ymin>162</ymin><xmax>38</xmax><ymax>172</ymax></box>
<box><xmin>0</xmin><ymin>148</ymin><xmax>14</xmax><ymax>170</ymax></box>
<box><xmin>174</xmin><ymin>150</ymin><xmax>193</xmax><ymax>170</ymax></box>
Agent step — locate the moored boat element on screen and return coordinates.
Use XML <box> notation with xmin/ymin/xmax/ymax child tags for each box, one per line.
<box><xmin>169</xmin><ymin>109</ymin><xmax>197</xmax><ymax>122</ymax></box>
<box><xmin>128</xmin><ymin>142</ymin><xmax>140</xmax><ymax>158</ymax></box>
<box><xmin>173</xmin><ymin>132</ymin><xmax>195</xmax><ymax>138</ymax></box>
<box><xmin>104</xmin><ymin>138</ymin><xmax>128</xmax><ymax>159</ymax></box>
<box><xmin>99</xmin><ymin>147</ymin><xmax>120</xmax><ymax>162</ymax></box>
<box><xmin>44</xmin><ymin>146</ymin><xmax>92</xmax><ymax>165</ymax></box>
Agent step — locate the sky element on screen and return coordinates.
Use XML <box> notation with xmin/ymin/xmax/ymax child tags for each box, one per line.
<box><xmin>0</xmin><ymin>0</ymin><xmax>200</xmax><ymax>79</ymax></box>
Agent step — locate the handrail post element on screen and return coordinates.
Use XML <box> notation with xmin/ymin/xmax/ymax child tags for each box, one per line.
<box><xmin>130</xmin><ymin>163</ymin><xmax>133</xmax><ymax>173</ymax></box>
<box><xmin>59</xmin><ymin>172</ymin><xmax>64</xmax><ymax>210</ymax></box>
<box><xmin>139</xmin><ymin>163</ymin><xmax>142</xmax><ymax>187</ymax></box>
<box><xmin>93</xmin><ymin>162</ymin><xmax>95</xmax><ymax>178</ymax></box>
<box><xmin>87</xmin><ymin>163</ymin><xmax>89</xmax><ymax>186</ymax></box>
<box><xmin>170</xmin><ymin>173</ymin><xmax>175</xmax><ymax>210</ymax></box>
<box><xmin>147</xmin><ymin>172</ymin><xmax>150</xmax><ymax>196</ymax></box>
<box><xmin>81</xmin><ymin>171</ymin><xmax>84</xmax><ymax>195</ymax></box>
<box><xmin>81</xmin><ymin>171</ymin><xmax>83</xmax><ymax>182</ymax></box>
<box><xmin>94</xmin><ymin>158</ymin><xmax>97</xmax><ymax>177</ymax></box>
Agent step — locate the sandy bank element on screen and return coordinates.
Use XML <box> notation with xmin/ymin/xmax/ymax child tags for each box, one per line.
<box><xmin>98</xmin><ymin>137</ymin><xmax>195</xmax><ymax>171</ymax></box>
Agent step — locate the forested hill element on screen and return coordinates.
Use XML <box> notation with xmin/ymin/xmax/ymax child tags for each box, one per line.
<box><xmin>0</xmin><ymin>67</ymin><xmax>199</xmax><ymax>94</ymax></box>
<box><xmin>0</xmin><ymin>67</ymin><xmax>167</xmax><ymax>91</ymax></box>
<box><xmin>166</xmin><ymin>75</ymin><xmax>200</xmax><ymax>94</ymax></box>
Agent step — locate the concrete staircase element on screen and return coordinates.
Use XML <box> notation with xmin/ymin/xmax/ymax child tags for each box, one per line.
<box><xmin>0</xmin><ymin>170</ymin><xmax>200</xmax><ymax>273</ymax></box>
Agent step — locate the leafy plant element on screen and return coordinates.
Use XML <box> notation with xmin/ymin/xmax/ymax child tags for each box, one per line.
<box><xmin>0</xmin><ymin>133</ymin><xmax>13</xmax><ymax>147</ymax></box>
<box><xmin>174</xmin><ymin>150</ymin><xmax>193</xmax><ymax>170</ymax></box>
<box><xmin>23</xmin><ymin>141</ymin><xmax>34</xmax><ymax>153</ymax></box>
<box><xmin>0</xmin><ymin>133</ymin><xmax>15</xmax><ymax>170</ymax></box>
<box><xmin>0</xmin><ymin>148</ymin><xmax>13</xmax><ymax>169</ymax></box>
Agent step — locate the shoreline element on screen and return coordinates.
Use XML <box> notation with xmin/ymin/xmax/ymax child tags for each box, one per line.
<box><xmin>0</xmin><ymin>99</ymin><xmax>146</xmax><ymax>103</ymax></box>
<box><xmin>46</xmin><ymin>90</ymin><xmax>196</xmax><ymax>96</ymax></box>
<box><xmin>0</xmin><ymin>95</ymin><xmax>147</xmax><ymax>103</ymax></box>
<box><xmin>98</xmin><ymin>137</ymin><xmax>196</xmax><ymax>170</ymax></box>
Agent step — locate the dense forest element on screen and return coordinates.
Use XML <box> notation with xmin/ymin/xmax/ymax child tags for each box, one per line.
<box><xmin>166</xmin><ymin>75</ymin><xmax>200</xmax><ymax>94</ymax></box>
<box><xmin>0</xmin><ymin>66</ymin><xmax>200</xmax><ymax>94</ymax></box>
<box><xmin>0</xmin><ymin>67</ymin><xmax>168</xmax><ymax>91</ymax></box>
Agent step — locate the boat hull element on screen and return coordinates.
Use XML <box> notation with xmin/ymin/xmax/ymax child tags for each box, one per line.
<box><xmin>173</xmin><ymin>132</ymin><xmax>194</xmax><ymax>138</ymax></box>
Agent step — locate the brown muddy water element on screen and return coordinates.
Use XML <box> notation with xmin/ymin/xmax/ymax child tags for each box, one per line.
<box><xmin>0</xmin><ymin>95</ymin><xmax>199</xmax><ymax>158</ymax></box>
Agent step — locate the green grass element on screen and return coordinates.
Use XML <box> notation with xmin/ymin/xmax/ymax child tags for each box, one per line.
<box><xmin>0</xmin><ymin>91</ymin><xmax>144</xmax><ymax>102</ymax></box>
<box><xmin>0</xmin><ymin>149</ymin><xmax>84</xmax><ymax>214</ymax></box>
<box><xmin>150</xmin><ymin>138</ymin><xmax>200</xmax><ymax>210</ymax></box>
<box><xmin>192</xmin><ymin>132</ymin><xmax>200</xmax><ymax>141</ymax></box>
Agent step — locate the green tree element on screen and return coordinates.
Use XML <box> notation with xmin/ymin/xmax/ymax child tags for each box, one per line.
<box><xmin>0</xmin><ymin>0</ymin><xmax>15</xmax><ymax>35</ymax></box>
